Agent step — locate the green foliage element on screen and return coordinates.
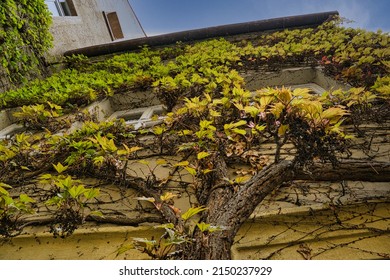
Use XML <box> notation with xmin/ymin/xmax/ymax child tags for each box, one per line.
<box><xmin>0</xmin><ymin>132</ymin><xmax>41</xmax><ymax>173</ymax></box>
<box><xmin>0</xmin><ymin>182</ymin><xmax>35</xmax><ymax>237</ymax></box>
<box><xmin>0</xmin><ymin>0</ymin><xmax>52</xmax><ymax>87</ymax></box>
<box><xmin>13</xmin><ymin>101</ymin><xmax>63</xmax><ymax>130</ymax></box>
<box><xmin>166</xmin><ymin>84</ymin><xmax>351</xmax><ymax>172</ymax></box>
<box><xmin>181</xmin><ymin>206</ymin><xmax>207</xmax><ymax>221</ymax></box>
<box><xmin>1</xmin><ymin>18</ymin><xmax>388</xmax><ymax>112</ymax></box>
<box><xmin>119</xmin><ymin>196</ymin><xmax>216</xmax><ymax>259</ymax></box>
<box><xmin>0</xmin><ymin>17</ymin><xmax>388</xmax><ymax>259</ymax></box>
<box><xmin>372</xmin><ymin>76</ymin><xmax>390</xmax><ymax>99</ymax></box>
<box><xmin>0</xmin><ymin>69</ymin><xmax>112</xmax><ymax>108</ymax></box>
<box><xmin>40</xmin><ymin>168</ymin><xmax>101</xmax><ymax>238</ymax></box>
<box><xmin>130</xmin><ymin>223</ymin><xmax>188</xmax><ymax>260</ymax></box>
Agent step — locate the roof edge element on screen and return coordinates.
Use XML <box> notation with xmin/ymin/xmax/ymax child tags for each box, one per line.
<box><xmin>64</xmin><ymin>11</ymin><xmax>339</xmax><ymax>57</ymax></box>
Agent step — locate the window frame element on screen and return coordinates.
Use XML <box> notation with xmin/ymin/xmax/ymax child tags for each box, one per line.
<box><xmin>45</xmin><ymin>0</ymin><xmax>77</xmax><ymax>17</ymax></box>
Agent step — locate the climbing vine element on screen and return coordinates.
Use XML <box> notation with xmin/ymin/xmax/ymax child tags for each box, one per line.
<box><xmin>0</xmin><ymin>16</ymin><xmax>389</xmax><ymax>259</ymax></box>
<box><xmin>0</xmin><ymin>0</ymin><xmax>52</xmax><ymax>90</ymax></box>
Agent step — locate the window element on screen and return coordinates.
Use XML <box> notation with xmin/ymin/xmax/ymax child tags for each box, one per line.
<box><xmin>109</xmin><ymin>105</ymin><xmax>166</xmax><ymax>130</ymax></box>
<box><xmin>103</xmin><ymin>11</ymin><xmax>124</xmax><ymax>40</ymax></box>
<box><xmin>45</xmin><ymin>0</ymin><xmax>77</xmax><ymax>17</ymax></box>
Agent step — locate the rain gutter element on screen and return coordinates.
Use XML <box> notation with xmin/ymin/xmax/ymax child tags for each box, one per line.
<box><xmin>64</xmin><ymin>11</ymin><xmax>338</xmax><ymax>57</ymax></box>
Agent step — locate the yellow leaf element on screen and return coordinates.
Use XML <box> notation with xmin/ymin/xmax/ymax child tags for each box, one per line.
<box><xmin>232</xmin><ymin>128</ymin><xmax>246</xmax><ymax>136</ymax></box>
<box><xmin>278</xmin><ymin>87</ymin><xmax>292</xmax><ymax>104</ymax></box>
<box><xmin>292</xmin><ymin>88</ymin><xmax>312</xmax><ymax>98</ymax></box>
<box><xmin>197</xmin><ymin>151</ymin><xmax>210</xmax><ymax>160</ymax></box>
<box><xmin>201</xmin><ymin>169</ymin><xmax>214</xmax><ymax>175</ymax></box>
<box><xmin>138</xmin><ymin>160</ymin><xmax>149</xmax><ymax>165</ymax></box>
<box><xmin>174</xmin><ymin>161</ymin><xmax>189</xmax><ymax>167</ymax></box>
<box><xmin>128</xmin><ymin>146</ymin><xmax>143</xmax><ymax>153</ymax></box>
<box><xmin>209</xmin><ymin>109</ymin><xmax>221</xmax><ymax>117</ymax></box>
<box><xmin>270</xmin><ymin>102</ymin><xmax>285</xmax><ymax>118</ymax></box>
<box><xmin>181</xmin><ymin>206</ymin><xmax>207</xmax><ymax>220</ymax></box>
<box><xmin>233</xmin><ymin>102</ymin><xmax>244</xmax><ymax>111</ymax></box>
<box><xmin>196</xmin><ymin>222</ymin><xmax>211</xmax><ymax>232</ymax></box>
<box><xmin>183</xmin><ymin>129</ymin><xmax>193</xmax><ymax>135</ymax></box>
<box><xmin>184</xmin><ymin>166</ymin><xmax>197</xmax><ymax>176</ymax></box>
<box><xmin>160</xmin><ymin>192</ymin><xmax>177</xmax><ymax>201</ymax></box>
<box><xmin>259</xmin><ymin>95</ymin><xmax>274</xmax><ymax>107</ymax></box>
<box><xmin>153</xmin><ymin>126</ymin><xmax>165</xmax><ymax>135</ymax></box>
<box><xmin>244</xmin><ymin>106</ymin><xmax>260</xmax><ymax>117</ymax></box>
<box><xmin>204</xmin><ymin>93</ymin><xmax>212</xmax><ymax>102</ymax></box>
<box><xmin>156</xmin><ymin>159</ymin><xmax>168</xmax><ymax>165</ymax></box>
<box><xmin>320</xmin><ymin>107</ymin><xmax>347</xmax><ymax>124</ymax></box>
<box><xmin>278</xmin><ymin>124</ymin><xmax>289</xmax><ymax>136</ymax></box>
<box><xmin>90</xmin><ymin>210</ymin><xmax>104</xmax><ymax>217</ymax></box>
<box><xmin>235</xmin><ymin>176</ymin><xmax>251</xmax><ymax>184</ymax></box>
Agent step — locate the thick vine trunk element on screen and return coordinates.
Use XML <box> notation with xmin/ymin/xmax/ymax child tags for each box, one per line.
<box><xmin>179</xmin><ymin>159</ymin><xmax>390</xmax><ymax>260</ymax></box>
<box><xmin>182</xmin><ymin>160</ymin><xmax>293</xmax><ymax>259</ymax></box>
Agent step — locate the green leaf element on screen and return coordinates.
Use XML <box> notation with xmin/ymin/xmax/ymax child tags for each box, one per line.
<box><xmin>232</xmin><ymin>128</ymin><xmax>247</xmax><ymax>135</ymax></box>
<box><xmin>255</xmin><ymin>124</ymin><xmax>266</xmax><ymax>132</ymax></box>
<box><xmin>68</xmin><ymin>185</ymin><xmax>86</xmax><ymax>198</ymax></box>
<box><xmin>196</xmin><ymin>222</ymin><xmax>211</xmax><ymax>232</ymax></box>
<box><xmin>62</xmin><ymin>176</ymin><xmax>75</xmax><ymax>189</ymax></box>
<box><xmin>0</xmin><ymin>186</ymin><xmax>10</xmax><ymax>195</ymax></box>
<box><xmin>179</xmin><ymin>129</ymin><xmax>193</xmax><ymax>136</ymax></box>
<box><xmin>84</xmin><ymin>188</ymin><xmax>100</xmax><ymax>200</ymax></box>
<box><xmin>45</xmin><ymin>196</ymin><xmax>61</xmax><ymax>206</ymax></box>
<box><xmin>181</xmin><ymin>206</ymin><xmax>207</xmax><ymax>221</ymax></box>
<box><xmin>52</xmin><ymin>162</ymin><xmax>68</xmax><ymax>174</ymax></box>
<box><xmin>153</xmin><ymin>126</ymin><xmax>166</xmax><ymax>135</ymax></box>
<box><xmin>19</xmin><ymin>194</ymin><xmax>35</xmax><ymax>204</ymax></box>
<box><xmin>3</xmin><ymin>196</ymin><xmax>14</xmax><ymax>206</ymax></box>
<box><xmin>209</xmin><ymin>109</ymin><xmax>221</xmax><ymax>117</ymax></box>
<box><xmin>90</xmin><ymin>210</ymin><xmax>104</xmax><ymax>217</ymax></box>
<box><xmin>39</xmin><ymin>173</ymin><xmax>53</xmax><ymax>184</ymax></box>
<box><xmin>93</xmin><ymin>156</ymin><xmax>105</xmax><ymax>166</ymax></box>
<box><xmin>154</xmin><ymin>223</ymin><xmax>175</xmax><ymax>229</ymax></box>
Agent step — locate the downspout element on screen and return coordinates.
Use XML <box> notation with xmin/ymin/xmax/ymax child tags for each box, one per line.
<box><xmin>65</xmin><ymin>11</ymin><xmax>338</xmax><ymax>57</ymax></box>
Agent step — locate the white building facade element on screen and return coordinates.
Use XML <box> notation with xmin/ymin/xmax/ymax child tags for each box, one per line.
<box><xmin>45</xmin><ymin>0</ymin><xmax>146</xmax><ymax>58</ymax></box>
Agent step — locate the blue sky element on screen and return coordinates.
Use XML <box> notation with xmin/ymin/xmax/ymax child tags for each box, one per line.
<box><xmin>129</xmin><ymin>0</ymin><xmax>390</xmax><ymax>36</ymax></box>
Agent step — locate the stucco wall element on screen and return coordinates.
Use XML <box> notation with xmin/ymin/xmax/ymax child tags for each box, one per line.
<box><xmin>48</xmin><ymin>0</ymin><xmax>145</xmax><ymax>59</ymax></box>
